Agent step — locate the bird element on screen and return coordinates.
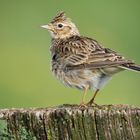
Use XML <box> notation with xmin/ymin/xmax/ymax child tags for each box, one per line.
<box><xmin>41</xmin><ymin>11</ymin><xmax>140</xmax><ymax>106</ymax></box>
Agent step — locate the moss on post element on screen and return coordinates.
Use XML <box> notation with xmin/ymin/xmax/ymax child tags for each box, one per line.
<box><xmin>0</xmin><ymin>105</ymin><xmax>140</xmax><ymax>140</ymax></box>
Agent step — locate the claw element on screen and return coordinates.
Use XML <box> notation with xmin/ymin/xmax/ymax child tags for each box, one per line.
<box><xmin>79</xmin><ymin>102</ymin><xmax>88</xmax><ymax>109</ymax></box>
<box><xmin>86</xmin><ymin>101</ymin><xmax>99</xmax><ymax>107</ymax></box>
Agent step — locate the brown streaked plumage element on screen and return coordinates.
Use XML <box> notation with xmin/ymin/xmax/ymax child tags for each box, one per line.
<box><xmin>41</xmin><ymin>11</ymin><xmax>140</xmax><ymax>105</ymax></box>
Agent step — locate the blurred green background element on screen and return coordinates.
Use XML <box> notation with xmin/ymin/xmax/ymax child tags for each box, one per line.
<box><xmin>0</xmin><ymin>0</ymin><xmax>140</xmax><ymax>108</ymax></box>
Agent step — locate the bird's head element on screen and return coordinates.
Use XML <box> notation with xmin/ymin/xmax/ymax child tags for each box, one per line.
<box><xmin>41</xmin><ymin>11</ymin><xmax>80</xmax><ymax>39</ymax></box>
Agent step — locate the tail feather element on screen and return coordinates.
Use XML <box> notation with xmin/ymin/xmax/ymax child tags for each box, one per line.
<box><xmin>121</xmin><ymin>64</ymin><xmax>140</xmax><ymax>72</ymax></box>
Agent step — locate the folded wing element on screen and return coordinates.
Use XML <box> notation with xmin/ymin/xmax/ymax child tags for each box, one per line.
<box><xmin>60</xmin><ymin>36</ymin><xmax>134</xmax><ymax>71</ymax></box>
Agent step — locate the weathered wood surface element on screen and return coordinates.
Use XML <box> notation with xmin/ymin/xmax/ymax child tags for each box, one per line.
<box><xmin>0</xmin><ymin>104</ymin><xmax>140</xmax><ymax>140</ymax></box>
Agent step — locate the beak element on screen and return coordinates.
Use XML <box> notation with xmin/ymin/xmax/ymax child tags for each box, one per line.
<box><xmin>41</xmin><ymin>24</ymin><xmax>49</xmax><ymax>29</ymax></box>
<box><xmin>41</xmin><ymin>24</ymin><xmax>52</xmax><ymax>30</ymax></box>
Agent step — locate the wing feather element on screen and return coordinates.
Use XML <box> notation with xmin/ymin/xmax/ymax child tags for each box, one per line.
<box><xmin>52</xmin><ymin>36</ymin><xmax>133</xmax><ymax>70</ymax></box>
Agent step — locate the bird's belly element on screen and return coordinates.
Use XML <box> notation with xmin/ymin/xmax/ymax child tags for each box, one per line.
<box><xmin>52</xmin><ymin>65</ymin><xmax>111</xmax><ymax>91</ymax></box>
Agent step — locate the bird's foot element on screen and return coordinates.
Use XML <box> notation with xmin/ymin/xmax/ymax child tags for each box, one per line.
<box><xmin>86</xmin><ymin>100</ymin><xmax>99</xmax><ymax>107</ymax></box>
<box><xmin>79</xmin><ymin>102</ymin><xmax>88</xmax><ymax>109</ymax></box>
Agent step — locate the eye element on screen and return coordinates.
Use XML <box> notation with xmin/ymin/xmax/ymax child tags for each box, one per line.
<box><xmin>57</xmin><ymin>23</ymin><xmax>63</xmax><ymax>28</ymax></box>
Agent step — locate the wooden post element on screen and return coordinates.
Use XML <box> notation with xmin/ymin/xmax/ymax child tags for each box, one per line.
<box><xmin>0</xmin><ymin>104</ymin><xmax>140</xmax><ymax>140</ymax></box>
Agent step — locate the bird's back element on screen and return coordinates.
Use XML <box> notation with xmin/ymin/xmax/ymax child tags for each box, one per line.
<box><xmin>50</xmin><ymin>36</ymin><xmax>126</xmax><ymax>90</ymax></box>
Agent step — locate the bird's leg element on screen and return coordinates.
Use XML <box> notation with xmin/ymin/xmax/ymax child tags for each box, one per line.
<box><xmin>87</xmin><ymin>89</ymin><xmax>99</xmax><ymax>105</ymax></box>
<box><xmin>80</xmin><ymin>86</ymin><xmax>89</xmax><ymax>107</ymax></box>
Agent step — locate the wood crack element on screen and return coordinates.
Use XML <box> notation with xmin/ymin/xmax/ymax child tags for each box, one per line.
<box><xmin>94</xmin><ymin>109</ymin><xmax>100</xmax><ymax>140</ymax></box>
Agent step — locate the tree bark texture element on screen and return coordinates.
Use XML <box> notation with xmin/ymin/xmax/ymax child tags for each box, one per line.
<box><xmin>0</xmin><ymin>104</ymin><xmax>140</xmax><ymax>140</ymax></box>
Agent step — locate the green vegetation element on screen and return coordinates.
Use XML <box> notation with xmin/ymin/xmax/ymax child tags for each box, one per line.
<box><xmin>0</xmin><ymin>0</ymin><xmax>140</xmax><ymax>108</ymax></box>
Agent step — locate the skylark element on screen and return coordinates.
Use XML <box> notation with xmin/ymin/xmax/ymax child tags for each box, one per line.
<box><xmin>41</xmin><ymin>11</ymin><xmax>140</xmax><ymax>105</ymax></box>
